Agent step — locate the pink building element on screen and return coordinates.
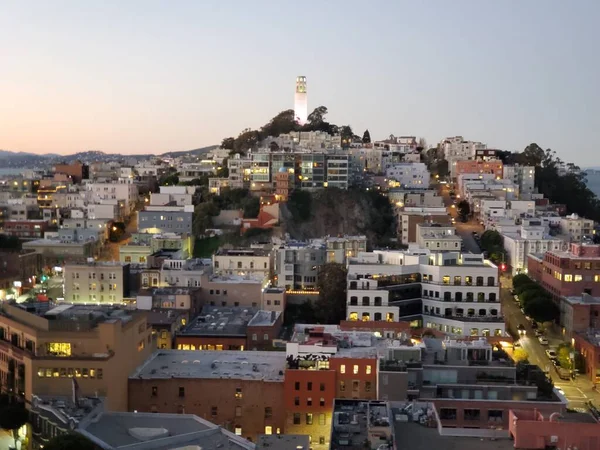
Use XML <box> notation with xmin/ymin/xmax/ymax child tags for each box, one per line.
<box><xmin>454</xmin><ymin>160</ymin><xmax>504</xmax><ymax>179</ymax></box>
<box><xmin>509</xmin><ymin>409</ymin><xmax>600</xmax><ymax>449</ymax></box>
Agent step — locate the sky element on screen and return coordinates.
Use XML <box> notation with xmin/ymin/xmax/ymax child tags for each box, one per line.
<box><xmin>1</xmin><ymin>1</ymin><xmax>599</xmax><ymax>166</ymax></box>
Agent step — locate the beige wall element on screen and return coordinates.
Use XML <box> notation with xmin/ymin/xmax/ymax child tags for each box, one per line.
<box><xmin>201</xmin><ymin>275</ymin><xmax>263</xmax><ymax>308</ymax></box>
<box><xmin>64</xmin><ymin>263</ymin><xmax>126</xmax><ymax>304</ymax></box>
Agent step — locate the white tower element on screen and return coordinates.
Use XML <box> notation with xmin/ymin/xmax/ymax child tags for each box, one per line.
<box><xmin>294</xmin><ymin>76</ymin><xmax>308</xmax><ymax>125</ymax></box>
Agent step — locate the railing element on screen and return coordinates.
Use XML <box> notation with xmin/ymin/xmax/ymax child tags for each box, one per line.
<box><xmin>422</xmin><ymin>280</ymin><xmax>499</xmax><ymax>287</ymax></box>
<box><xmin>422</xmin><ymin>295</ymin><xmax>499</xmax><ymax>303</ymax></box>
<box><xmin>423</xmin><ymin>312</ymin><xmax>504</xmax><ymax>323</ymax></box>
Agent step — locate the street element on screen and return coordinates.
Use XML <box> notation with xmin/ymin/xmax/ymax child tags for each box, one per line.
<box><xmin>438</xmin><ymin>181</ymin><xmax>600</xmax><ymax>411</ymax></box>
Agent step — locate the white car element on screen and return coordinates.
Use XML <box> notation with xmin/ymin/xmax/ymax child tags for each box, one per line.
<box><xmin>538</xmin><ymin>336</ymin><xmax>549</xmax><ymax>345</ymax></box>
<box><xmin>546</xmin><ymin>349</ymin><xmax>557</xmax><ymax>360</ymax></box>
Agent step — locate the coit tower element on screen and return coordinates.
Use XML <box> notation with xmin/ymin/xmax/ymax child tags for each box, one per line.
<box><xmin>294</xmin><ymin>76</ymin><xmax>308</xmax><ymax>125</ymax></box>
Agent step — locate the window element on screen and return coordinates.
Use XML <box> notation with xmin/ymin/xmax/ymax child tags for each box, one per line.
<box><xmin>264</xmin><ymin>333</ymin><xmax>269</xmax><ymax>341</ymax></box>
<box><xmin>464</xmin><ymin>409</ymin><xmax>481</xmax><ymax>421</ymax></box>
<box><xmin>235</xmin><ymin>406</ymin><xmax>242</xmax><ymax>417</ymax></box>
<box><xmin>265</xmin><ymin>426</ymin><xmax>273</xmax><ymax>435</ymax></box>
<box><xmin>295</xmin><ymin>381</ymin><xmax>300</xmax><ymax>390</ymax></box>
<box><xmin>293</xmin><ymin>413</ymin><xmax>301</xmax><ymax>425</ymax></box>
<box><xmin>252</xmin><ymin>334</ymin><xmax>258</xmax><ymax>341</ymax></box>
<box><xmin>439</xmin><ymin>408</ymin><xmax>457</xmax><ymax>420</ymax></box>
<box><xmin>319</xmin><ymin>436</ymin><xmax>326</xmax><ymax>445</ymax></box>
<box><xmin>211</xmin><ymin>406</ymin><xmax>218</xmax><ymax>416</ymax></box>
<box><xmin>179</xmin><ymin>387</ymin><xmax>185</xmax><ymax>397</ymax></box>
<box><xmin>320</xmin><ymin>397</ymin><xmax>325</xmax><ymax>407</ymax></box>
<box><xmin>442</xmin><ymin>276</ymin><xmax>450</xmax><ymax>285</ymax></box>
<box><xmin>294</xmin><ymin>397</ymin><xmax>300</xmax><ymax>406</ymax></box>
<box><xmin>366</xmin><ymin>365</ymin><xmax>372</xmax><ymax>375</ymax></box>
<box><xmin>237</xmin><ymin>262</ymin><xmax>242</xmax><ymax>269</ymax></box>
<box><xmin>565</xmin><ymin>274</ymin><xmax>573</xmax><ymax>282</ymax></box>
<box><xmin>97</xmin><ymin>369</ymin><xmax>103</xmax><ymax>379</ymax></box>
<box><xmin>365</xmin><ymin>381</ymin><xmax>372</xmax><ymax>392</ymax></box>
<box><xmin>235</xmin><ymin>388</ymin><xmax>242</xmax><ymax>399</ymax></box>
<box><xmin>46</xmin><ymin>343</ymin><xmax>72</xmax><ymax>357</ymax></box>
<box><xmin>152</xmin><ymin>386</ymin><xmax>158</xmax><ymax>397</ymax></box>
<box><xmin>306</xmin><ymin>413</ymin><xmax>313</xmax><ymax>425</ymax></box>
<box><xmin>265</xmin><ymin>407</ymin><xmax>272</xmax><ymax>418</ymax></box>
<box><xmin>574</xmin><ymin>274</ymin><xmax>583</xmax><ymax>282</ymax></box>
<box><xmin>488</xmin><ymin>410</ymin><xmax>503</xmax><ymax>420</ymax></box>
<box><xmin>234</xmin><ymin>426</ymin><xmax>242</xmax><ymax>436</ymax></box>
<box><xmin>307</xmin><ymin>398</ymin><xmax>312</xmax><ymax>406</ymax></box>
<box><xmin>340</xmin><ymin>364</ymin><xmax>346</xmax><ymax>374</ymax></box>
<box><xmin>320</xmin><ymin>383</ymin><xmax>325</xmax><ymax>391</ymax></box>
<box><xmin>339</xmin><ymin>381</ymin><xmax>346</xmax><ymax>391</ymax></box>
<box><xmin>353</xmin><ymin>365</ymin><xmax>359</xmax><ymax>374</ymax></box>
<box><xmin>307</xmin><ymin>382</ymin><xmax>313</xmax><ymax>391</ymax></box>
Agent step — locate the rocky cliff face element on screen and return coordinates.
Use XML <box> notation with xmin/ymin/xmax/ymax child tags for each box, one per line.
<box><xmin>280</xmin><ymin>188</ymin><xmax>394</xmax><ymax>246</ymax></box>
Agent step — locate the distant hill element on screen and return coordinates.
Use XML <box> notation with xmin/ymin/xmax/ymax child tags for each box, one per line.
<box><xmin>0</xmin><ymin>145</ymin><xmax>218</xmax><ymax>168</ymax></box>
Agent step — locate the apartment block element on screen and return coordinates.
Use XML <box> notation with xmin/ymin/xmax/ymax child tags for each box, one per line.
<box><xmin>325</xmin><ymin>235</ymin><xmax>367</xmax><ymax>264</ymax></box>
<box><xmin>0</xmin><ymin>302</ymin><xmax>153</xmax><ymax>411</ymax></box>
<box><xmin>213</xmin><ymin>248</ymin><xmax>272</xmax><ymax>281</ymax></box>
<box><xmin>138</xmin><ymin>205</ymin><xmax>194</xmax><ymax>234</ymax></box>
<box><xmin>274</xmin><ymin>242</ymin><xmax>326</xmax><ymax>291</ymax></box>
<box><xmin>560</xmin><ymin>213</ymin><xmax>594</xmax><ymax>241</ymax></box>
<box><xmin>385</xmin><ymin>162</ymin><xmax>430</xmax><ymax>188</ymax></box>
<box><xmin>64</xmin><ymin>261</ymin><xmax>131</xmax><ymax>304</ymax></box>
<box><xmin>346</xmin><ymin>249</ymin><xmax>505</xmax><ymax>338</ymax></box>
<box><xmin>503</xmin><ymin>164</ymin><xmax>535</xmax><ymax>196</ymax></box>
<box><xmin>416</xmin><ymin>223</ymin><xmax>462</xmax><ymax>252</ymax></box>
<box><xmin>502</xmin><ymin>225</ymin><xmax>565</xmax><ymax>274</ymax></box>
<box><xmin>398</xmin><ymin>208</ymin><xmax>451</xmax><ymax>245</ymax></box>
<box><xmin>454</xmin><ymin>159</ymin><xmax>503</xmax><ymax>179</ymax></box>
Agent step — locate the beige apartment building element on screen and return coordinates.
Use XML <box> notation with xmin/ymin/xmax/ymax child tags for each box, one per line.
<box><xmin>212</xmin><ymin>248</ymin><xmax>272</xmax><ymax>281</ymax></box>
<box><xmin>64</xmin><ymin>261</ymin><xmax>131</xmax><ymax>304</ymax></box>
<box><xmin>0</xmin><ymin>302</ymin><xmax>154</xmax><ymax>411</ymax></box>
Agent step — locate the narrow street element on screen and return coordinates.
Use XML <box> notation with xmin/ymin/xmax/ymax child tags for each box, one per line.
<box><xmin>439</xmin><ymin>182</ymin><xmax>483</xmax><ymax>253</ymax></box>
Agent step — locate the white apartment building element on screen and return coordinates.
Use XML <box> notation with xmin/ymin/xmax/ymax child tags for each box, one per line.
<box><xmin>86</xmin><ymin>203</ymin><xmax>120</xmax><ymax>220</ymax></box>
<box><xmin>86</xmin><ymin>180</ymin><xmax>138</xmax><ymax>216</ymax></box>
<box><xmin>440</xmin><ymin>136</ymin><xmax>487</xmax><ymax>177</ymax></box>
<box><xmin>64</xmin><ymin>261</ymin><xmax>130</xmax><ymax>304</ymax></box>
<box><xmin>346</xmin><ymin>249</ymin><xmax>504</xmax><ymax>337</ymax></box>
<box><xmin>416</xmin><ymin>223</ymin><xmax>462</xmax><ymax>251</ymax></box>
<box><xmin>212</xmin><ymin>248</ymin><xmax>271</xmax><ymax>282</ymax></box>
<box><xmin>385</xmin><ymin>163</ymin><xmax>429</xmax><ymax>188</ymax></box>
<box><xmin>325</xmin><ymin>235</ymin><xmax>368</xmax><ymax>264</ymax></box>
<box><xmin>177</xmin><ymin>161</ymin><xmax>218</xmax><ymax>182</ymax></box>
<box><xmin>502</xmin><ymin>225</ymin><xmax>567</xmax><ymax>274</ymax></box>
<box><xmin>160</xmin><ymin>258</ymin><xmax>210</xmax><ymax>288</ymax></box>
<box><xmin>560</xmin><ymin>213</ymin><xmax>594</xmax><ymax>241</ymax></box>
<box><xmin>150</xmin><ymin>185</ymin><xmax>195</xmax><ymax>207</ymax></box>
<box><xmin>503</xmin><ymin>165</ymin><xmax>535</xmax><ymax>196</ymax></box>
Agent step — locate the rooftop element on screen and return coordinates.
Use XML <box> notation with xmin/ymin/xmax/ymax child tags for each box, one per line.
<box><xmin>563</xmin><ymin>293</ymin><xmax>600</xmax><ymax>306</ymax></box>
<box><xmin>393</xmin><ymin>421</ymin><xmax>512</xmax><ymax>450</ymax></box>
<box><xmin>179</xmin><ymin>306</ymin><xmax>259</xmax><ymax>337</ymax></box>
<box><xmin>138</xmin><ymin>287</ymin><xmax>200</xmax><ymax>296</ymax></box>
<box><xmin>576</xmin><ymin>329</ymin><xmax>600</xmax><ymax>347</ymax></box>
<box><xmin>130</xmin><ymin>350</ymin><xmax>286</xmax><ymax>381</ymax></box>
<box><xmin>31</xmin><ymin>395</ymin><xmax>104</xmax><ymax>430</ymax></box>
<box><xmin>256</xmin><ymin>434</ymin><xmax>310</xmax><ymax>450</ymax></box>
<box><xmin>330</xmin><ymin>400</ymin><xmax>392</xmax><ymax>450</ymax></box>
<box><xmin>144</xmin><ymin>310</ymin><xmax>180</xmax><ymax>326</ymax></box>
<box><xmin>79</xmin><ymin>412</ymin><xmax>254</xmax><ymax>450</ymax></box>
<box><xmin>215</xmin><ymin>248</ymin><xmax>270</xmax><ymax>257</ymax></box>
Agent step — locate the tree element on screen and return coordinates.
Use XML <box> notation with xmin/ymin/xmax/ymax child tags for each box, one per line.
<box><xmin>519</xmin><ymin>286</ymin><xmax>549</xmax><ymax>306</ymax></box>
<box><xmin>523</xmin><ymin>297</ymin><xmax>559</xmax><ymax>323</ymax></box>
<box><xmin>233</xmin><ymin>128</ymin><xmax>260</xmax><ymax>154</ymax></box>
<box><xmin>362</xmin><ymin>129</ymin><xmax>371</xmax><ymax>144</ymax></box>
<box><xmin>307</xmin><ymin>106</ymin><xmax>328</xmax><ymax>125</ymax></box>
<box><xmin>339</xmin><ymin>125</ymin><xmax>354</xmax><ymax>147</ymax></box>
<box><xmin>0</xmin><ymin>402</ymin><xmax>29</xmax><ymax>449</ymax></box>
<box><xmin>242</xmin><ymin>197</ymin><xmax>260</xmax><ymax>219</ymax></box>
<box><xmin>109</xmin><ymin>222</ymin><xmax>126</xmax><ymax>242</ymax></box>
<box><xmin>0</xmin><ymin>236</ymin><xmax>21</xmax><ymax>250</ymax></box>
<box><xmin>513</xmin><ymin>348</ymin><xmax>529</xmax><ymax>363</ymax></box>
<box><xmin>192</xmin><ymin>201</ymin><xmax>220</xmax><ymax>236</ymax></box>
<box><xmin>162</xmin><ymin>173</ymin><xmax>179</xmax><ymax>186</ymax></box>
<box><xmin>221</xmin><ymin>137</ymin><xmax>235</xmax><ymax>150</ymax></box>
<box><xmin>287</xmin><ymin>190</ymin><xmax>312</xmax><ymax>221</ymax></box>
<box><xmin>260</xmin><ymin>109</ymin><xmax>298</xmax><ymax>137</ymax></box>
<box><xmin>417</xmin><ymin>137</ymin><xmax>427</xmax><ymax>151</ymax></box>
<box><xmin>512</xmin><ymin>274</ymin><xmax>533</xmax><ymax>290</ymax></box>
<box><xmin>315</xmin><ymin>263</ymin><xmax>348</xmax><ymax>324</ymax></box>
<box><xmin>456</xmin><ymin>200</ymin><xmax>470</xmax><ymax>221</ymax></box>
<box><xmin>44</xmin><ymin>432</ymin><xmax>99</xmax><ymax>450</ymax></box>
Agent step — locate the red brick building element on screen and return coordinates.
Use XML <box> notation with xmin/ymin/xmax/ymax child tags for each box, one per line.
<box><xmin>3</xmin><ymin>220</ymin><xmax>49</xmax><ymax>239</ymax></box>
<box><xmin>509</xmin><ymin>409</ymin><xmax>600</xmax><ymax>449</ymax></box>
<box><xmin>128</xmin><ymin>350</ymin><xmax>286</xmax><ymax>442</ymax></box>
<box><xmin>454</xmin><ymin>160</ymin><xmax>504</xmax><ymax>179</ymax></box>
<box><xmin>53</xmin><ymin>161</ymin><xmax>88</xmax><ymax>184</ymax></box>
<box><xmin>528</xmin><ymin>243</ymin><xmax>600</xmax><ymax>299</ymax></box>
<box><xmin>573</xmin><ymin>331</ymin><xmax>600</xmax><ymax>382</ymax></box>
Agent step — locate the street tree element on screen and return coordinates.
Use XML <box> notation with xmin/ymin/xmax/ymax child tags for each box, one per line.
<box><xmin>315</xmin><ymin>263</ymin><xmax>348</xmax><ymax>324</ymax></box>
<box><xmin>362</xmin><ymin>129</ymin><xmax>371</xmax><ymax>144</ymax></box>
<box><xmin>45</xmin><ymin>433</ymin><xmax>99</xmax><ymax>450</ymax></box>
<box><xmin>456</xmin><ymin>200</ymin><xmax>470</xmax><ymax>221</ymax></box>
<box><xmin>513</xmin><ymin>348</ymin><xmax>529</xmax><ymax>363</ymax></box>
<box><xmin>0</xmin><ymin>402</ymin><xmax>29</xmax><ymax>449</ymax></box>
<box><xmin>220</xmin><ymin>137</ymin><xmax>235</xmax><ymax>150</ymax></box>
<box><xmin>523</xmin><ymin>297</ymin><xmax>559</xmax><ymax>323</ymax></box>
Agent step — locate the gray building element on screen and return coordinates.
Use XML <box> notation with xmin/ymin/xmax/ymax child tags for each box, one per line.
<box><xmin>274</xmin><ymin>241</ymin><xmax>326</xmax><ymax>291</ymax></box>
<box><xmin>138</xmin><ymin>206</ymin><xmax>193</xmax><ymax>234</ymax></box>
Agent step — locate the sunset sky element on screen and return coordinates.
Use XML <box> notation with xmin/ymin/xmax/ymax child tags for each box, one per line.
<box><xmin>1</xmin><ymin>1</ymin><xmax>599</xmax><ymax>165</ymax></box>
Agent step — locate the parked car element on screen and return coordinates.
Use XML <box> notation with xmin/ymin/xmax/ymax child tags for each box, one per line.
<box><xmin>534</xmin><ymin>329</ymin><xmax>543</xmax><ymax>337</ymax></box>
<box><xmin>538</xmin><ymin>336</ymin><xmax>549</xmax><ymax>345</ymax></box>
<box><xmin>510</xmin><ymin>289</ymin><xmax>516</xmax><ymax>296</ymax></box>
<box><xmin>513</xmin><ymin>295</ymin><xmax>520</xmax><ymax>302</ymax></box>
<box><xmin>530</xmin><ymin>321</ymin><xmax>538</xmax><ymax>329</ymax></box>
<box><xmin>556</xmin><ymin>366</ymin><xmax>571</xmax><ymax>381</ymax></box>
<box><xmin>546</xmin><ymin>349</ymin><xmax>558</xmax><ymax>360</ymax></box>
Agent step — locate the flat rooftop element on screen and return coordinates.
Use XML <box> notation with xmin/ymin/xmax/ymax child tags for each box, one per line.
<box><xmin>179</xmin><ymin>306</ymin><xmax>259</xmax><ymax>337</ymax></box>
<box><xmin>393</xmin><ymin>422</ymin><xmax>513</xmax><ymax>450</ymax></box>
<box><xmin>331</xmin><ymin>400</ymin><xmax>392</xmax><ymax>450</ymax></box>
<box><xmin>257</xmin><ymin>434</ymin><xmax>310</xmax><ymax>450</ymax></box>
<box><xmin>215</xmin><ymin>248</ymin><xmax>270</xmax><ymax>257</ymax></box>
<box><xmin>79</xmin><ymin>412</ymin><xmax>254</xmax><ymax>450</ymax></box>
<box><xmin>563</xmin><ymin>294</ymin><xmax>600</xmax><ymax>305</ymax></box>
<box><xmin>130</xmin><ymin>350</ymin><xmax>286</xmax><ymax>381</ymax></box>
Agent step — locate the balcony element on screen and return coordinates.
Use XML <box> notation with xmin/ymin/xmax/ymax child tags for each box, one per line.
<box><xmin>423</xmin><ymin>311</ymin><xmax>504</xmax><ymax>323</ymax></box>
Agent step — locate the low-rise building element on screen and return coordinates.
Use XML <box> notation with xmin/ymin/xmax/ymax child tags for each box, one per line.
<box><xmin>274</xmin><ymin>241</ymin><xmax>326</xmax><ymax>291</ymax></box>
<box><xmin>385</xmin><ymin>162</ymin><xmax>430</xmax><ymax>188</ymax></box>
<box><xmin>325</xmin><ymin>235</ymin><xmax>367</xmax><ymax>264</ymax></box>
<box><xmin>2</xmin><ymin>220</ymin><xmax>49</xmax><ymax>239</ymax></box>
<box><xmin>175</xmin><ymin>306</ymin><xmax>282</xmax><ymax>351</ymax></box>
<box><xmin>213</xmin><ymin>248</ymin><xmax>272</xmax><ymax>281</ymax></box>
<box><xmin>398</xmin><ymin>208</ymin><xmax>451</xmax><ymax>245</ymax></box>
<box><xmin>503</xmin><ymin>164</ymin><xmax>535</xmax><ymax>196</ymax></box>
<box><xmin>137</xmin><ymin>205</ymin><xmax>194</xmax><ymax>234</ymax></box>
<box><xmin>136</xmin><ymin>287</ymin><xmax>203</xmax><ymax>318</ymax></box>
<box><xmin>573</xmin><ymin>330</ymin><xmax>600</xmax><ymax>383</ymax></box>
<box><xmin>64</xmin><ymin>261</ymin><xmax>131</xmax><ymax>304</ymax></box>
<box><xmin>502</xmin><ymin>225</ymin><xmax>565</xmax><ymax>274</ymax></box>
<box><xmin>416</xmin><ymin>223</ymin><xmax>462</xmax><ymax>251</ymax></box>
<box><xmin>455</xmin><ymin>159</ymin><xmax>504</xmax><ymax>179</ymax></box>
<box><xmin>560</xmin><ymin>213</ymin><xmax>595</xmax><ymax>241</ymax></box>
<box><xmin>330</xmin><ymin>400</ymin><xmax>393</xmax><ymax>450</ymax></box>
<box><xmin>128</xmin><ymin>350</ymin><xmax>287</xmax><ymax>442</ymax></box>
<box><xmin>0</xmin><ymin>301</ymin><xmax>154</xmax><ymax>411</ymax></box>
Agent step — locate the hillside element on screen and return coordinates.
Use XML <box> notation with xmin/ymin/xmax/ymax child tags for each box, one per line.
<box><xmin>280</xmin><ymin>188</ymin><xmax>395</xmax><ymax>247</ymax></box>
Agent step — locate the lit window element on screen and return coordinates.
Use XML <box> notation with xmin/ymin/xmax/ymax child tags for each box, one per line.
<box><xmin>340</xmin><ymin>365</ymin><xmax>346</xmax><ymax>374</ymax></box>
<box><xmin>574</xmin><ymin>275</ymin><xmax>583</xmax><ymax>282</ymax></box>
<box><xmin>366</xmin><ymin>365</ymin><xmax>372</xmax><ymax>375</ymax></box>
<box><xmin>46</xmin><ymin>343</ymin><xmax>72</xmax><ymax>357</ymax></box>
<box><xmin>564</xmin><ymin>274</ymin><xmax>573</xmax><ymax>282</ymax></box>
<box><xmin>235</xmin><ymin>388</ymin><xmax>243</xmax><ymax>399</ymax></box>
<box><xmin>353</xmin><ymin>365</ymin><xmax>359</xmax><ymax>374</ymax></box>
<box><xmin>235</xmin><ymin>426</ymin><xmax>242</xmax><ymax>436</ymax></box>
<box><xmin>265</xmin><ymin>426</ymin><xmax>273</xmax><ymax>435</ymax></box>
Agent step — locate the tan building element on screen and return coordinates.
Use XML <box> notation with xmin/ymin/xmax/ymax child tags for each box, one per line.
<box><xmin>213</xmin><ymin>248</ymin><xmax>272</xmax><ymax>281</ymax></box>
<box><xmin>560</xmin><ymin>213</ymin><xmax>594</xmax><ymax>241</ymax></box>
<box><xmin>399</xmin><ymin>209</ymin><xmax>452</xmax><ymax>245</ymax></box>
<box><xmin>200</xmin><ymin>273</ymin><xmax>264</xmax><ymax>308</ymax></box>
<box><xmin>64</xmin><ymin>261</ymin><xmax>131</xmax><ymax>304</ymax></box>
<box><xmin>0</xmin><ymin>301</ymin><xmax>154</xmax><ymax>411</ymax></box>
<box><xmin>416</xmin><ymin>223</ymin><xmax>462</xmax><ymax>251</ymax></box>
<box><xmin>325</xmin><ymin>235</ymin><xmax>367</xmax><ymax>264</ymax></box>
